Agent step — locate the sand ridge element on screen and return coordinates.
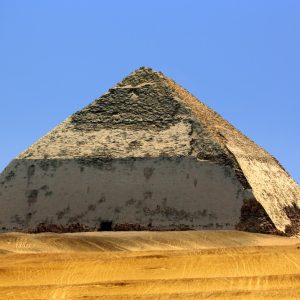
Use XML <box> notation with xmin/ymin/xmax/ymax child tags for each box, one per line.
<box><xmin>0</xmin><ymin>231</ymin><xmax>299</xmax><ymax>299</ymax></box>
<box><xmin>0</xmin><ymin>230</ymin><xmax>299</xmax><ymax>254</ymax></box>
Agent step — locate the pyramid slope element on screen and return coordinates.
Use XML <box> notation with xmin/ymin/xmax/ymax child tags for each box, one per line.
<box><xmin>162</xmin><ymin>73</ymin><xmax>300</xmax><ymax>233</ymax></box>
<box><xmin>1</xmin><ymin>67</ymin><xmax>299</xmax><ymax>235</ymax></box>
<box><xmin>17</xmin><ymin>68</ymin><xmax>196</xmax><ymax>160</ymax></box>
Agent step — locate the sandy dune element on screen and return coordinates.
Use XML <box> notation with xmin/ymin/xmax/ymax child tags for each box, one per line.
<box><xmin>0</xmin><ymin>230</ymin><xmax>299</xmax><ymax>299</ymax></box>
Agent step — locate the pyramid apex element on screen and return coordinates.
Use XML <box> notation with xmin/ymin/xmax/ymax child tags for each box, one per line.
<box><xmin>129</xmin><ymin>66</ymin><xmax>163</xmax><ymax>77</ymax></box>
<box><xmin>114</xmin><ymin>66</ymin><xmax>165</xmax><ymax>88</ymax></box>
<box><xmin>135</xmin><ymin>66</ymin><xmax>156</xmax><ymax>72</ymax></box>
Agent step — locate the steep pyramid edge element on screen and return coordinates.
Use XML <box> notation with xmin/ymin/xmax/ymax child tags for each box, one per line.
<box><xmin>161</xmin><ymin>73</ymin><xmax>300</xmax><ymax>234</ymax></box>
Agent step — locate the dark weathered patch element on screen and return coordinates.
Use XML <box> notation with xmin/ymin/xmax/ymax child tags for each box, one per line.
<box><xmin>40</xmin><ymin>185</ymin><xmax>49</xmax><ymax>191</ymax></box>
<box><xmin>125</xmin><ymin>198</ymin><xmax>136</xmax><ymax>206</ymax></box>
<box><xmin>39</xmin><ymin>161</ymin><xmax>50</xmax><ymax>172</ymax></box>
<box><xmin>68</xmin><ymin>212</ymin><xmax>87</xmax><ymax>223</ymax></box>
<box><xmin>71</xmin><ymin>71</ymin><xmax>189</xmax><ymax>131</ymax></box>
<box><xmin>11</xmin><ymin>214</ymin><xmax>25</xmax><ymax>226</ymax></box>
<box><xmin>112</xmin><ymin>222</ymin><xmax>193</xmax><ymax>231</ymax></box>
<box><xmin>236</xmin><ymin>198</ymin><xmax>279</xmax><ymax>234</ymax></box>
<box><xmin>98</xmin><ymin>195</ymin><xmax>106</xmax><ymax>204</ymax></box>
<box><xmin>77</xmin><ymin>158</ymin><xmax>114</xmax><ymax>169</ymax></box>
<box><xmin>144</xmin><ymin>191</ymin><xmax>153</xmax><ymax>200</ymax></box>
<box><xmin>284</xmin><ymin>203</ymin><xmax>300</xmax><ymax>236</ymax></box>
<box><xmin>114</xmin><ymin>207</ymin><xmax>121</xmax><ymax>213</ymax></box>
<box><xmin>27</xmin><ymin>165</ymin><xmax>35</xmax><ymax>178</ymax></box>
<box><xmin>88</xmin><ymin>204</ymin><xmax>96</xmax><ymax>211</ymax></box>
<box><xmin>127</xmin><ymin>140</ymin><xmax>142</xmax><ymax>150</ymax></box>
<box><xmin>26</xmin><ymin>211</ymin><xmax>35</xmax><ymax>223</ymax></box>
<box><xmin>28</xmin><ymin>222</ymin><xmax>93</xmax><ymax>233</ymax></box>
<box><xmin>27</xmin><ymin>190</ymin><xmax>39</xmax><ymax>206</ymax></box>
<box><xmin>56</xmin><ymin>206</ymin><xmax>71</xmax><ymax>220</ymax></box>
<box><xmin>144</xmin><ymin>167</ymin><xmax>154</xmax><ymax>180</ymax></box>
<box><xmin>143</xmin><ymin>205</ymin><xmax>211</xmax><ymax>221</ymax></box>
<box><xmin>5</xmin><ymin>171</ymin><xmax>15</xmax><ymax>182</ymax></box>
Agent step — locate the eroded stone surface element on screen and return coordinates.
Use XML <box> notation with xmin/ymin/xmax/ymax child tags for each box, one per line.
<box><xmin>0</xmin><ymin>67</ymin><xmax>299</xmax><ymax>234</ymax></box>
<box><xmin>0</xmin><ymin>158</ymin><xmax>245</xmax><ymax>231</ymax></box>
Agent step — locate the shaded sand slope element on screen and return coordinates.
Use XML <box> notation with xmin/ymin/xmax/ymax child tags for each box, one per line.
<box><xmin>0</xmin><ymin>231</ymin><xmax>299</xmax><ymax>299</ymax></box>
<box><xmin>0</xmin><ymin>230</ymin><xmax>299</xmax><ymax>253</ymax></box>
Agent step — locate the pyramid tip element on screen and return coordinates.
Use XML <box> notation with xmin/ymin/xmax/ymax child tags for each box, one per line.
<box><xmin>134</xmin><ymin>66</ymin><xmax>156</xmax><ymax>72</ymax></box>
<box><xmin>129</xmin><ymin>66</ymin><xmax>168</xmax><ymax>79</ymax></box>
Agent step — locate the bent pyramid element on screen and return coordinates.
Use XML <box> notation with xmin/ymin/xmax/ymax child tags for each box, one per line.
<box><xmin>1</xmin><ymin>67</ymin><xmax>299</xmax><ymax>235</ymax></box>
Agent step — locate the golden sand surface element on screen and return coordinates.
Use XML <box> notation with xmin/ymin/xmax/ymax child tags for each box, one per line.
<box><xmin>0</xmin><ymin>230</ymin><xmax>299</xmax><ymax>299</ymax></box>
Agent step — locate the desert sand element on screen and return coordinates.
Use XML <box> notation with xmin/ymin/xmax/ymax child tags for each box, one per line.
<box><xmin>0</xmin><ymin>230</ymin><xmax>299</xmax><ymax>299</ymax></box>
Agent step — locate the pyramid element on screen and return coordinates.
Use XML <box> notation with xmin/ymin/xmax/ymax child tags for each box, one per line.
<box><xmin>0</xmin><ymin>67</ymin><xmax>299</xmax><ymax>235</ymax></box>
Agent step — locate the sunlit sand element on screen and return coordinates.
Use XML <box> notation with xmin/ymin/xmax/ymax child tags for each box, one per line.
<box><xmin>0</xmin><ymin>230</ymin><xmax>299</xmax><ymax>299</ymax></box>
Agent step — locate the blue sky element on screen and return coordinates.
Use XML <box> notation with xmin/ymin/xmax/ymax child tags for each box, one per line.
<box><xmin>0</xmin><ymin>0</ymin><xmax>299</xmax><ymax>183</ymax></box>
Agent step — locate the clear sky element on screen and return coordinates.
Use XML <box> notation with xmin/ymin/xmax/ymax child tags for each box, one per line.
<box><xmin>0</xmin><ymin>0</ymin><xmax>299</xmax><ymax>183</ymax></box>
